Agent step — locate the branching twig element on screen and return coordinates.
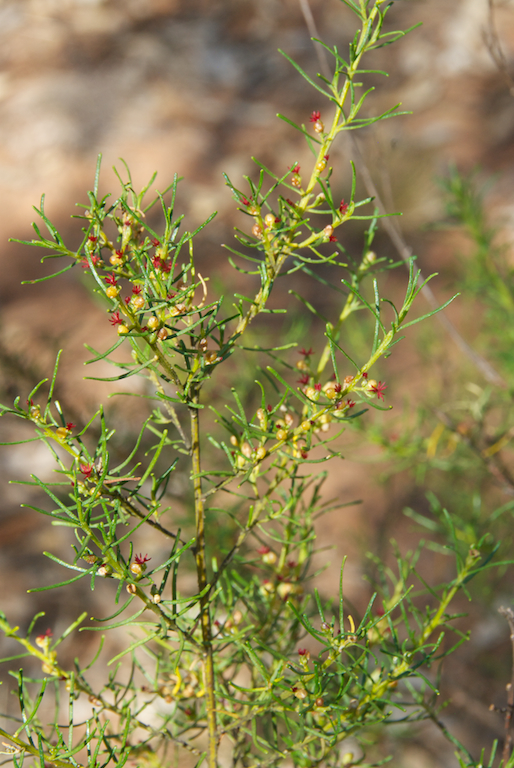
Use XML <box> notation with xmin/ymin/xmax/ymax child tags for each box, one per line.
<box><xmin>298</xmin><ymin>0</ymin><xmax>507</xmax><ymax>389</ymax></box>
<box><xmin>483</xmin><ymin>0</ymin><xmax>514</xmax><ymax>97</ymax></box>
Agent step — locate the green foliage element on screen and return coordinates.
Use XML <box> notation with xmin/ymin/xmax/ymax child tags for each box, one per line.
<box><xmin>0</xmin><ymin>3</ymin><xmax>509</xmax><ymax>768</ymax></box>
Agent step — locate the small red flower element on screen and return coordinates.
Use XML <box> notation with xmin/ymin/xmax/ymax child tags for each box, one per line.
<box><xmin>267</xmin><ymin>404</ymin><xmax>272</xmax><ymax>412</ymax></box>
<box><xmin>324</xmin><ymin>154</ymin><xmax>329</xmax><ymax>161</ymax></box>
<box><xmin>362</xmin><ymin>372</ymin><xmax>368</xmax><ymax>379</ymax></box>
<box><xmin>334</xmin><ymin>383</ymin><xmax>342</xmax><ymax>393</ymax></box>
<box><xmin>339</xmin><ymin>199</ymin><xmax>349</xmax><ymax>214</ymax></box>
<box><xmin>36</xmin><ymin>628</ymin><xmax>53</xmax><ymax>642</ymax></box>
<box><xmin>134</xmin><ymin>553</ymin><xmax>151</xmax><ymax>565</ymax></box>
<box><xmin>151</xmin><ymin>255</ymin><xmax>161</xmax><ymax>269</ymax></box>
<box><xmin>132</xmin><ymin>285</ymin><xmax>142</xmax><ymax>294</ymax></box>
<box><xmin>301</xmin><ymin>451</ymin><xmax>309</xmax><ymax>459</ymax></box>
<box><xmin>88</xmin><ymin>236</ymin><xmax>98</xmax><ymax>243</ymax></box>
<box><xmin>346</xmin><ymin>400</ymin><xmax>356</xmax><ymax>409</ymax></box>
<box><xmin>115</xmin><ymin>249</ymin><xmax>123</xmax><ymax>257</ymax></box>
<box><xmin>81</xmin><ymin>255</ymin><xmax>101</xmax><ymax>269</ymax></box>
<box><xmin>314</xmin><ymin>383</ymin><xmax>322</xmax><ymax>392</ymax></box>
<box><xmin>109</xmin><ymin>311</ymin><xmax>123</xmax><ymax>326</ymax></box>
<box><xmin>291</xmin><ymin>164</ymin><xmax>301</xmax><ymax>174</ymax></box>
<box><xmin>105</xmin><ymin>273</ymin><xmax>117</xmax><ymax>286</ymax></box>
<box><xmin>150</xmin><ymin>238</ymin><xmax>160</xmax><ymax>246</ymax></box>
<box><xmin>80</xmin><ymin>463</ymin><xmax>93</xmax><ymax>478</ymax></box>
<box><xmin>257</xmin><ymin>546</ymin><xmax>271</xmax><ymax>555</ymax></box>
<box><xmin>66</xmin><ymin>422</ymin><xmax>75</xmax><ymax>431</ymax></box>
<box><xmin>240</xmin><ymin>196</ymin><xmax>250</xmax><ymax>206</ymax></box>
<box><xmin>286</xmin><ymin>198</ymin><xmax>296</xmax><ymax>207</ymax></box>
<box><xmin>309</xmin><ymin>111</ymin><xmax>321</xmax><ymax>122</ymax></box>
<box><xmin>329</xmin><ymin>235</ymin><xmax>337</xmax><ymax>242</ymax></box>
<box><xmin>298</xmin><ymin>647</ymin><xmax>308</xmax><ymax>655</ymax></box>
<box><xmin>299</xmin><ymin>347</ymin><xmax>313</xmax><ymax>357</ymax></box>
<box><xmin>124</xmin><ymin>296</ymin><xmax>131</xmax><ymax>304</ymax></box>
<box><xmin>162</xmin><ymin>261</ymin><xmax>172</xmax><ymax>273</ymax></box>
<box><xmin>298</xmin><ymin>374</ymin><xmax>310</xmax><ymax>385</ymax></box>
<box><xmin>370</xmin><ymin>381</ymin><xmax>387</xmax><ymax>401</ymax></box>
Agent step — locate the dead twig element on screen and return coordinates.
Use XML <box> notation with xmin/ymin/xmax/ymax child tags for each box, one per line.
<box><xmin>498</xmin><ymin>606</ymin><xmax>514</xmax><ymax>763</ymax></box>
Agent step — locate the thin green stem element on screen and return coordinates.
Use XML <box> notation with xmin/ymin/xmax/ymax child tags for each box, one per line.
<box><xmin>190</xmin><ymin>389</ymin><xmax>218</xmax><ymax>768</ymax></box>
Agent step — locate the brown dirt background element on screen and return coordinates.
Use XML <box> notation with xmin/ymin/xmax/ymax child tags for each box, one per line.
<box><xmin>1</xmin><ymin>1</ymin><xmax>514</xmax><ymax>766</ymax></box>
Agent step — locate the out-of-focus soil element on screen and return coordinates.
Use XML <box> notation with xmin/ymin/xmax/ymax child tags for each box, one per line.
<box><xmin>1</xmin><ymin>1</ymin><xmax>514</xmax><ymax>766</ymax></box>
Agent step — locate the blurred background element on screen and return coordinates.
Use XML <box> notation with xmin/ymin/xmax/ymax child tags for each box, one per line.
<box><xmin>1</xmin><ymin>0</ymin><xmax>514</xmax><ymax>766</ymax></box>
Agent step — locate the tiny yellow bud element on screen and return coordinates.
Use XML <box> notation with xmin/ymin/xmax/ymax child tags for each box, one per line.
<box><xmin>131</xmin><ymin>295</ymin><xmax>145</xmax><ymax>310</ymax></box>
<box><xmin>277</xmin><ymin>582</ymin><xmax>294</xmax><ymax>599</ymax></box>
<box><xmin>147</xmin><ymin>316</ymin><xmax>160</xmax><ymax>331</ymax></box>
<box><xmin>126</xmin><ymin>583</ymin><xmax>137</xmax><ymax>594</ymax></box>
<box><xmin>315</xmin><ymin>159</ymin><xmax>326</xmax><ymax>172</ymax></box>
<box><xmin>157</xmin><ymin>327</ymin><xmax>169</xmax><ymax>340</ymax></box>
<box><xmin>305</xmin><ymin>387</ymin><xmax>318</xmax><ymax>400</ymax></box>
<box><xmin>255</xmin><ymin>446</ymin><xmax>267</xmax><ymax>460</ymax></box>
<box><xmin>232</xmin><ymin>609</ymin><xmax>243</xmax><ymax>625</ymax></box>
<box><xmin>313</xmin><ymin>119</ymin><xmax>324</xmax><ymax>133</ymax></box>
<box><xmin>130</xmin><ymin>562</ymin><xmax>142</xmax><ymax>575</ymax></box>
<box><xmin>322</xmin><ymin>224</ymin><xmax>334</xmax><ymax>238</ymax></box>
<box><xmin>109</xmin><ymin>255</ymin><xmax>123</xmax><ymax>266</ymax></box>
<box><xmin>293</xmin><ymin>687</ymin><xmax>308</xmax><ymax>699</ymax></box>
<box><xmin>264</xmin><ymin>213</ymin><xmax>275</xmax><ymax>228</ymax></box>
<box><xmin>301</xmin><ymin>420</ymin><xmax>311</xmax><ymax>431</ymax></box>
<box><xmin>118</xmin><ymin>324</ymin><xmax>129</xmax><ymax>335</ymax></box>
<box><xmin>276</xmin><ymin>428</ymin><xmax>288</xmax><ymax>441</ymax></box>
<box><xmin>106</xmin><ymin>286</ymin><xmax>119</xmax><ymax>299</ymax></box>
<box><xmin>291</xmin><ymin>175</ymin><xmax>301</xmax><ymax>188</ymax></box>
<box><xmin>262</xmin><ymin>551</ymin><xmax>277</xmax><ymax>565</ymax></box>
<box><xmin>252</xmin><ymin>223</ymin><xmax>263</xmax><ymax>238</ymax></box>
<box><xmin>296</xmin><ymin>359</ymin><xmax>309</xmax><ymax>371</ymax></box>
<box><xmin>230</xmin><ymin>435</ymin><xmax>239</xmax><ymax>447</ymax></box>
<box><xmin>55</xmin><ymin>427</ymin><xmax>69</xmax><ymax>439</ymax></box>
<box><xmin>241</xmin><ymin>442</ymin><xmax>252</xmax><ymax>458</ymax></box>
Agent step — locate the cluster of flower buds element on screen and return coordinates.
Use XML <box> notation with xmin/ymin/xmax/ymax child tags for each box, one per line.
<box><xmin>214</xmin><ymin>609</ymin><xmax>244</xmax><ymax>637</ymax></box>
<box><xmin>290</xmin><ymin>164</ymin><xmax>301</xmax><ymax>189</ymax></box>
<box><xmin>257</xmin><ymin>547</ymin><xmax>302</xmax><ymax>602</ymax></box>
<box><xmin>35</xmin><ymin>629</ymin><xmax>60</xmax><ymax>676</ymax></box>
<box><xmin>230</xmin><ymin>434</ymin><xmax>267</xmax><ymax>468</ymax></box>
<box><xmin>158</xmin><ymin>666</ymin><xmax>201</xmax><ymax>704</ymax></box>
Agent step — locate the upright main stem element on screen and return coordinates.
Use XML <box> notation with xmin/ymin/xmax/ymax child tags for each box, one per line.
<box><xmin>190</xmin><ymin>391</ymin><xmax>217</xmax><ymax>767</ymax></box>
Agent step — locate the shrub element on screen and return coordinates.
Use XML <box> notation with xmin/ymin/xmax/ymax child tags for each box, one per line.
<box><xmin>0</xmin><ymin>3</ymin><xmax>510</xmax><ymax>767</ymax></box>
